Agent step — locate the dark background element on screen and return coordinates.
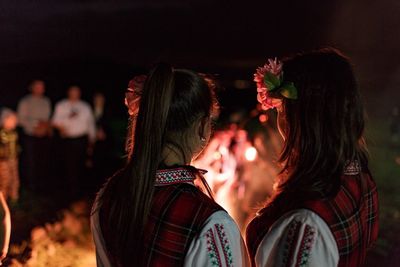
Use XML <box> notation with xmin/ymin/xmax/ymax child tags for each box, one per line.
<box><xmin>1</xmin><ymin>0</ymin><xmax>399</xmax><ymax>117</ymax></box>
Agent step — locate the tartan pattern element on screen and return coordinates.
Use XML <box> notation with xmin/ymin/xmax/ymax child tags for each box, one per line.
<box><xmin>305</xmin><ymin>171</ymin><xmax>379</xmax><ymax>267</ymax></box>
<box><xmin>246</xmin><ymin>170</ymin><xmax>378</xmax><ymax>267</ymax></box>
<box><xmin>143</xmin><ymin>169</ymin><xmax>223</xmax><ymax>267</ymax></box>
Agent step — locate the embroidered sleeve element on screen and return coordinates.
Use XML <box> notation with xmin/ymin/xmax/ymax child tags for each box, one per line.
<box><xmin>184</xmin><ymin>211</ymin><xmax>250</xmax><ymax>267</ymax></box>
<box><xmin>280</xmin><ymin>220</ymin><xmax>316</xmax><ymax>267</ymax></box>
<box><xmin>206</xmin><ymin>227</ymin><xmax>223</xmax><ymax>266</ymax></box>
<box><xmin>255</xmin><ymin>210</ymin><xmax>338</xmax><ymax>267</ymax></box>
<box><xmin>294</xmin><ymin>224</ymin><xmax>316</xmax><ymax>267</ymax></box>
<box><xmin>214</xmin><ymin>224</ymin><xmax>234</xmax><ymax>266</ymax></box>
<box><xmin>204</xmin><ymin>224</ymin><xmax>234</xmax><ymax>266</ymax></box>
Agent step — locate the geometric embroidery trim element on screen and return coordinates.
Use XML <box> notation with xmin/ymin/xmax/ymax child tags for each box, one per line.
<box><xmin>155</xmin><ymin>168</ymin><xmax>196</xmax><ymax>186</ymax></box>
<box><xmin>206</xmin><ymin>228</ymin><xmax>222</xmax><ymax>266</ymax></box>
<box><xmin>343</xmin><ymin>160</ymin><xmax>361</xmax><ymax>176</ymax></box>
<box><xmin>282</xmin><ymin>220</ymin><xmax>301</xmax><ymax>267</ymax></box>
<box><xmin>295</xmin><ymin>224</ymin><xmax>316</xmax><ymax>267</ymax></box>
<box><xmin>215</xmin><ymin>223</ymin><xmax>233</xmax><ymax>267</ymax></box>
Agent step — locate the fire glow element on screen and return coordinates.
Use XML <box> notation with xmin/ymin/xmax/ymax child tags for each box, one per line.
<box><xmin>245</xmin><ymin>146</ymin><xmax>257</xmax><ymax>161</ymax></box>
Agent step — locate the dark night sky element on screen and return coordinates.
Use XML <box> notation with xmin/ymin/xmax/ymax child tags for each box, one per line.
<box><xmin>0</xmin><ymin>0</ymin><xmax>399</xmax><ymax>116</ymax></box>
<box><xmin>0</xmin><ymin>1</ymin><xmax>335</xmax><ymax>65</ymax></box>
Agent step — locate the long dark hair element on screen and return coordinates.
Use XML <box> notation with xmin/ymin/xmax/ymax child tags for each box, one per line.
<box><xmin>98</xmin><ymin>63</ymin><xmax>217</xmax><ymax>266</ymax></box>
<box><xmin>270</xmin><ymin>48</ymin><xmax>368</xmax><ymax>205</ymax></box>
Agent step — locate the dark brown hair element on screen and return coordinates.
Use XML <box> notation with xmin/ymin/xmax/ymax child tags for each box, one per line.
<box><xmin>98</xmin><ymin>63</ymin><xmax>217</xmax><ymax>266</ymax></box>
<box><xmin>271</xmin><ymin>48</ymin><xmax>368</xmax><ymax>203</ymax></box>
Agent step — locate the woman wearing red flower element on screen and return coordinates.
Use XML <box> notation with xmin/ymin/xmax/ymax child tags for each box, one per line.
<box><xmin>246</xmin><ymin>48</ymin><xmax>378</xmax><ymax>267</ymax></box>
<box><xmin>91</xmin><ymin>63</ymin><xmax>249</xmax><ymax>267</ymax></box>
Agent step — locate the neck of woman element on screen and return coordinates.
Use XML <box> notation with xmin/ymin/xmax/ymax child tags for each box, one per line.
<box><xmin>161</xmin><ymin>144</ymin><xmax>192</xmax><ymax>167</ymax></box>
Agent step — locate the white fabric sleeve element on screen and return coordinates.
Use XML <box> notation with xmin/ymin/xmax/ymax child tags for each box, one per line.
<box><xmin>184</xmin><ymin>210</ymin><xmax>250</xmax><ymax>267</ymax></box>
<box><xmin>255</xmin><ymin>209</ymin><xmax>339</xmax><ymax>267</ymax></box>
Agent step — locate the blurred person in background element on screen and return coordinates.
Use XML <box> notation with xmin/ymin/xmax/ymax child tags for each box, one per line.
<box><xmin>17</xmin><ymin>80</ymin><xmax>52</xmax><ymax>192</ymax></box>
<box><xmin>91</xmin><ymin>92</ymin><xmax>113</xmax><ymax>188</ymax></box>
<box><xmin>92</xmin><ymin>92</ymin><xmax>108</xmax><ymax>141</ymax></box>
<box><xmin>0</xmin><ymin>109</ymin><xmax>20</xmax><ymax>202</ymax></box>
<box><xmin>52</xmin><ymin>86</ymin><xmax>96</xmax><ymax>197</ymax></box>
<box><xmin>246</xmin><ymin>49</ymin><xmax>379</xmax><ymax>267</ymax></box>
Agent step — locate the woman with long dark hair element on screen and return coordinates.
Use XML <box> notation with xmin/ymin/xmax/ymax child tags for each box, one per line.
<box><xmin>246</xmin><ymin>49</ymin><xmax>378</xmax><ymax>266</ymax></box>
<box><xmin>91</xmin><ymin>64</ymin><xmax>249</xmax><ymax>267</ymax></box>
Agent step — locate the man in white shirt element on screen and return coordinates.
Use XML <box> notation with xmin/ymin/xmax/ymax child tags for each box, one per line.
<box><xmin>52</xmin><ymin>86</ymin><xmax>96</xmax><ymax>197</ymax></box>
<box><xmin>17</xmin><ymin>80</ymin><xmax>52</xmax><ymax>192</ymax></box>
<box><xmin>53</xmin><ymin>86</ymin><xmax>96</xmax><ymax>141</ymax></box>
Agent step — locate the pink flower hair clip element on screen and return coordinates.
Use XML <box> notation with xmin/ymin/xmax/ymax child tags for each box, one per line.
<box><xmin>254</xmin><ymin>58</ymin><xmax>297</xmax><ymax>111</ymax></box>
<box><xmin>125</xmin><ymin>75</ymin><xmax>147</xmax><ymax>116</ymax></box>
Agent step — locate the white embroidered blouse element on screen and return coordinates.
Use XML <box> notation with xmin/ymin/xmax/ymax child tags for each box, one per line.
<box><xmin>254</xmin><ymin>209</ymin><xmax>339</xmax><ymax>267</ymax></box>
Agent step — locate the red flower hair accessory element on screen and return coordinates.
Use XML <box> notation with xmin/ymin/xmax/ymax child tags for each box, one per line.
<box><xmin>125</xmin><ymin>75</ymin><xmax>147</xmax><ymax>116</ymax></box>
<box><xmin>254</xmin><ymin>58</ymin><xmax>297</xmax><ymax>110</ymax></box>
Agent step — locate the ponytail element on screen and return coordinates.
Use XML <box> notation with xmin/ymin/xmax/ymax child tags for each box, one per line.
<box><xmin>99</xmin><ymin>63</ymin><xmax>175</xmax><ymax>266</ymax></box>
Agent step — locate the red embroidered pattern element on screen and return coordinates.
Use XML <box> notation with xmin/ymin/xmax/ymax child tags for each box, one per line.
<box><xmin>155</xmin><ymin>168</ymin><xmax>195</xmax><ymax>186</ymax></box>
<box><xmin>206</xmin><ymin>228</ymin><xmax>222</xmax><ymax>266</ymax></box>
<box><xmin>282</xmin><ymin>220</ymin><xmax>302</xmax><ymax>267</ymax></box>
<box><xmin>215</xmin><ymin>224</ymin><xmax>233</xmax><ymax>266</ymax></box>
<box><xmin>295</xmin><ymin>224</ymin><xmax>316</xmax><ymax>267</ymax></box>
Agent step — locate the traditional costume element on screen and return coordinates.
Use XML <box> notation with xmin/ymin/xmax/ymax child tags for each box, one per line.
<box><xmin>91</xmin><ymin>167</ymin><xmax>249</xmax><ymax>266</ymax></box>
<box><xmin>246</xmin><ymin>162</ymin><xmax>379</xmax><ymax>267</ymax></box>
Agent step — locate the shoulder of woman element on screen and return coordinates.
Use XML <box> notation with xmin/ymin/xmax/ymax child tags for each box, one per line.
<box><xmin>274</xmin><ymin>208</ymin><xmax>330</xmax><ymax>228</ymax></box>
<box><xmin>185</xmin><ymin>210</ymin><xmax>250</xmax><ymax>267</ymax></box>
<box><xmin>256</xmin><ymin>209</ymin><xmax>339</xmax><ymax>267</ymax></box>
<box><xmin>204</xmin><ymin>210</ymin><xmax>238</xmax><ymax>224</ymax></box>
<box><xmin>269</xmin><ymin>208</ymin><xmax>338</xmax><ymax>248</ymax></box>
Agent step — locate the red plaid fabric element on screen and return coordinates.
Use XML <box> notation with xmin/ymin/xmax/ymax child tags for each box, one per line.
<box><xmin>143</xmin><ymin>169</ymin><xmax>223</xmax><ymax>267</ymax></box>
<box><xmin>246</xmin><ymin>168</ymin><xmax>378</xmax><ymax>267</ymax></box>
<box><xmin>305</xmin><ymin>171</ymin><xmax>379</xmax><ymax>267</ymax></box>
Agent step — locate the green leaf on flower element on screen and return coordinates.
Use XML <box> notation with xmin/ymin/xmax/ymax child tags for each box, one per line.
<box><xmin>264</xmin><ymin>72</ymin><xmax>281</xmax><ymax>91</ymax></box>
<box><xmin>279</xmin><ymin>82</ymin><xmax>298</xmax><ymax>99</ymax></box>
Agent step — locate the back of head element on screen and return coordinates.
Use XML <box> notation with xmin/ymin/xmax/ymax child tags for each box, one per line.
<box><xmin>30</xmin><ymin>80</ymin><xmax>45</xmax><ymax>96</ymax></box>
<box><xmin>68</xmin><ymin>86</ymin><xmax>81</xmax><ymax>101</ymax></box>
<box><xmin>278</xmin><ymin>48</ymin><xmax>367</xmax><ymax>198</ymax></box>
<box><xmin>99</xmin><ymin>63</ymin><xmax>216</xmax><ymax>266</ymax></box>
<box><xmin>0</xmin><ymin>108</ymin><xmax>17</xmax><ymax>130</ymax></box>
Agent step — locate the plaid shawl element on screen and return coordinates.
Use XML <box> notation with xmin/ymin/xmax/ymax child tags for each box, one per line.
<box><xmin>142</xmin><ymin>168</ymin><xmax>223</xmax><ymax>267</ymax></box>
<box><xmin>246</xmin><ymin>165</ymin><xmax>378</xmax><ymax>267</ymax></box>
